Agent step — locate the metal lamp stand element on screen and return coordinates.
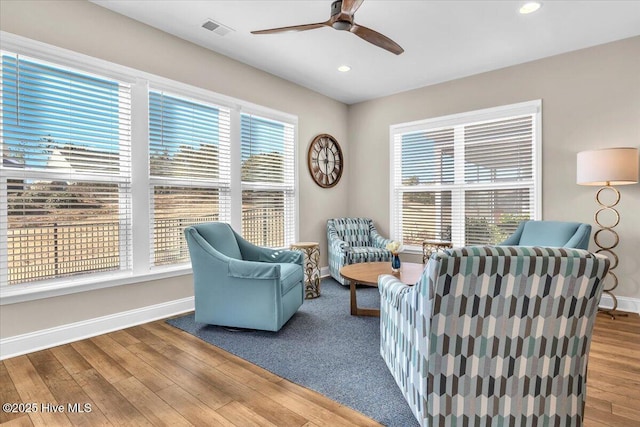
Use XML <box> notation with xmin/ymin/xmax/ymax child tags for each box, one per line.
<box><xmin>593</xmin><ymin>185</ymin><xmax>627</xmax><ymax>319</ymax></box>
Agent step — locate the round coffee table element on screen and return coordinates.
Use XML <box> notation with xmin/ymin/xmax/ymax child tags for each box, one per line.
<box><xmin>339</xmin><ymin>261</ymin><xmax>424</xmax><ymax>317</ymax></box>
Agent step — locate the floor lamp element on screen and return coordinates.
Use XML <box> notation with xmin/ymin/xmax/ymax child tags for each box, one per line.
<box><xmin>577</xmin><ymin>147</ymin><xmax>639</xmax><ymax>318</ymax></box>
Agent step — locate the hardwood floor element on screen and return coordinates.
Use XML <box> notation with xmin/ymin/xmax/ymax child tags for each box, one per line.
<box><xmin>2</xmin><ymin>313</ymin><xmax>639</xmax><ymax>426</ymax></box>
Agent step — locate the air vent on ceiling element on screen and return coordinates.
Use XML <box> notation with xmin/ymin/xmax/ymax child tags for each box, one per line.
<box><xmin>201</xmin><ymin>19</ymin><xmax>234</xmax><ymax>37</ymax></box>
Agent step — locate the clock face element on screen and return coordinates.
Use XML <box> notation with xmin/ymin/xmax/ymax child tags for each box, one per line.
<box><xmin>308</xmin><ymin>134</ymin><xmax>343</xmax><ymax>188</ymax></box>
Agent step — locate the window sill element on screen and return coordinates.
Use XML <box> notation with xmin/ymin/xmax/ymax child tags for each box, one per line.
<box><xmin>0</xmin><ymin>265</ymin><xmax>192</xmax><ymax>306</ymax></box>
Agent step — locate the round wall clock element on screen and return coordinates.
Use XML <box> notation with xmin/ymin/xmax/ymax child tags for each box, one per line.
<box><xmin>307</xmin><ymin>134</ymin><xmax>343</xmax><ymax>188</ymax></box>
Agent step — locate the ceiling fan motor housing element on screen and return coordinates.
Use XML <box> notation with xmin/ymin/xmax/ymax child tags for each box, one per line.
<box><xmin>332</xmin><ymin>21</ymin><xmax>351</xmax><ymax>31</ymax></box>
<box><xmin>330</xmin><ymin>0</ymin><xmax>352</xmax><ymax>30</ymax></box>
<box><xmin>330</xmin><ymin>0</ymin><xmax>342</xmax><ymax>16</ymax></box>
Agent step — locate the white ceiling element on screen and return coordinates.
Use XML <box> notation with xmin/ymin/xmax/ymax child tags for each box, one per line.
<box><xmin>92</xmin><ymin>0</ymin><xmax>640</xmax><ymax>105</ymax></box>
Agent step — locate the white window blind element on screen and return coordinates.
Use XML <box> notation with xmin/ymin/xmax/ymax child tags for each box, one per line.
<box><xmin>391</xmin><ymin>101</ymin><xmax>540</xmax><ymax>250</ymax></box>
<box><xmin>241</xmin><ymin>113</ymin><xmax>295</xmax><ymax>248</ymax></box>
<box><xmin>1</xmin><ymin>52</ymin><xmax>132</xmax><ymax>285</ymax></box>
<box><xmin>394</xmin><ymin>128</ymin><xmax>455</xmax><ymax>245</ymax></box>
<box><xmin>148</xmin><ymin>90</ymin><xmax>231</xmax><ymax>266</ymax></box>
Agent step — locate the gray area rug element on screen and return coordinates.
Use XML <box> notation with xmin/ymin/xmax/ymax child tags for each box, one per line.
<box><xmin>166</xmin><ymin>278</ymin><xmax>418</xmax><ymax>426</ymax></box>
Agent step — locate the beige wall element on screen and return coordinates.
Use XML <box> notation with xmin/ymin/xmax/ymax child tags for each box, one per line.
<box><xmin>347</xmin><ymin>36</ymin><xmax>640</xmax><ymax>301</ymax></box>
<box><xmin>1</xmin><ymin>1</ymin><xmax>639</xmax><ymax>340</ymax></box>
<box><xmin>0</xmin><ymin>0</ymin><xmax>349</xmax><ymax>338</ymax></box>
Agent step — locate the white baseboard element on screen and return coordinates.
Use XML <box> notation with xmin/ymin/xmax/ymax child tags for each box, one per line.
<box><xmin>599</xmin><ymin>294</ymin><xmax>640</xmax><ymax>314</ymax></box>
<box><xmin>0</xmin><ymin>297</ymin><xmax>194</xmax><ymax>360</ymax></box>
<box><xmin>320</xmin><ymin>266</ymin><xmax>330</xmax><ymax>278</ymax></box>
<box><xmin>1</xmin><ymin>273</ymin><xmax>336</xmax><ymax>361</ymax></box>
<box><xmin>2</xmin><ymin>285</ymin><xmax>636</xmax><ymax>361</ymax></box>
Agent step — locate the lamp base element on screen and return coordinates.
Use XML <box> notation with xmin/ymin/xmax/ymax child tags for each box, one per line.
<box><xmin>593</xmin><ymin>185</ymin><xmax>627</xmax><ymax>320</ymax></box>
<box><xmin>597</xmin><ymin>273</ymin><xmax>628</xmax><ymax>319</ymax></box>
<box><xmin>598</xmin><ymin>300</ymin><xmax>628</xmax><ymax>320</ymax></box>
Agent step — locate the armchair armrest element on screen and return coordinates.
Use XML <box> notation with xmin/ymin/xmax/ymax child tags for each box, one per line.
<box><xmin>378</xmin><ymin>274</ymin><xmax>413</xmax><ymax>309</ymax></box>
<box><xmin>499</xmin><ymin>221</ymin><xmax>526</xmax><ymax>245</ymax></box>
<box><xmin>379</xmin><ymin>272</ymin><xmax>432</xmax><ymax>413</ymax></box>
<box><xmin>235</xmin><ymin>232</ymin><xmax>303</xmax><ymax>265</ymax></box>
<box><xmin>228</xmin><ymin>258</ymin><xmax>281</xmax><ymax>279</ymax></box>
<box><xmin>371</xmin><ymin>229</ymin><xmax>393</xmax><ymax>249</ymax></box>
<box><xmin>380</xmin><ymin>256</ymin><xmax>438</xmax><ymax>318</ymax></box>
<box><xmin>328</xmin><ymin>228</ymin><xmax>350</xmax><ymax>253</ymax></box>
<box><xmin>564</xmin><ymin>223</ymin><xmax>591</xmax><ymax>250</ymax></box>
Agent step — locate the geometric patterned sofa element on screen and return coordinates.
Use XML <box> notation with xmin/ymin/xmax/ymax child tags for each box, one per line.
<box><xmin>327</xmin><ymin>217</ymin><xmax>393</xmax><ymax>285</ymax></box>
<box><xmin>379</xmin><ymin>246</ymin><xmax>610</xmax><ymax>426</ymax></box>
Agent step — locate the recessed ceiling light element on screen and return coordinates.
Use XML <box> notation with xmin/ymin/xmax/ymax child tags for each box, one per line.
<box><xmin>519</xmin><ymin>2</ymin><xmax>541</xmax><ymax>14</ymax></box>
<box><xmin>337</xmin><ymin>65</ymin><xmax>351</xmax><ymax>73</ymax></box>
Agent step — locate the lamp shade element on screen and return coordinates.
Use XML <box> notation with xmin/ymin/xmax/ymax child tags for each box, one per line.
<box><xmin>577</xmin><ymin>147</ymin><xmax>639</xmax><ymax>186</ymax></box>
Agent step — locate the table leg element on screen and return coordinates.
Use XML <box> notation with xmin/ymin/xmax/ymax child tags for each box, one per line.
<box><xmin>349</xmin><ymin>280</ymin><xmax>357</xmax><ymax>315</ymax></box>
<box><xmin>349</xmin><ymin>281</ymin><xmax>380</xmax><ymax>317</ymax></box>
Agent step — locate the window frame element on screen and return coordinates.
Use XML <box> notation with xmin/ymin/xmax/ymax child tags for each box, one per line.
<box><xmin>0</xmin><ymin>32</ymin><xmax>298</xmax><ymax>304</ymax></box>
<box><xmin>389</xmin><ymin>100</ymin><xmax>542</xmax><ymax>253</ymax></box>
<box><xmin>1</xmin><ymin>51</ymin><xmax>134</xmax><ymax>287</ymax></box>
<box><xmin>147</xmin><ymin>89</ymin><xmax>233</xmax><ymax>267</ymax></box>
<box><xmin>239</xmin><ymin>111</ymin><xmax>297</xmax><ymax>249</ymax></box>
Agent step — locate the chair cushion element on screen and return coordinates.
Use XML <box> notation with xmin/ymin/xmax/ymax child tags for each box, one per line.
<box><xmin>279</xmin><ymin>263</ymin><xmax>303</xmax><ymax>294</ymax></box>
<box><xmin>519</xmin><ymin>221</ymin><xmax>581</xmax><ymax>247</ymax></box>
<box><xmin>347</xmin><ymin>246</ymin><xmax>392</xmax><ymax>264</ymax></box>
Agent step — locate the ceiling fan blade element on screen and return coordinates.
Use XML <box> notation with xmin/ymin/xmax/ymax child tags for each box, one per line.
<box><xmin>341</xmin><ymin>0</ymin><xmax>364</xmax><ymax>16</ymax></box>
<box><xmin>251</xmin><ymin>21</ymin><xmax>330</xmax><ymax>35</ymax></box>
<box><xmin>350</xmin><ymin>24</ymin><xmax>404</xmax><ymax>55</ymax></box>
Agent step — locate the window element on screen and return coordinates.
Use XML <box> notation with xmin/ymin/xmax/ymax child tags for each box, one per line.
<box><xmin>149</xmin><ymin>91</ymin><xmax>231</xmax><ymax>266</ymax></box>
<box><xmin>241</xmin><ymin>113</ymin><xmax>295</xmax><ymax>248</ymax></box>
<box><xmin>1</xmin><ymin>52</ymin><xmax>131</xmax><ymax>285</ymax></box>
<box><xmin>390</xmin><ymin>101</ymin><xmax>541</xmax><ymax>250</ymax></box>
<box><xmin>0</xmin><ymin>34</ymin><xmax>298</xmax><ymax>299</ymax></box>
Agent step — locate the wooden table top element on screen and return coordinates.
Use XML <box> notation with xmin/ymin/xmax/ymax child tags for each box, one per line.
<box><xmin>339</xmin><ymin>261</ymin><xmax>424</xmax><ymax>287</ymax></box>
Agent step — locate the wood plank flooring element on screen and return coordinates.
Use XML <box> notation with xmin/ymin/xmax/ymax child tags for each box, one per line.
<box><xmin>2</xmin><ymin>312</ymin><xmax>639</xmax><ymax>426</ymax></box>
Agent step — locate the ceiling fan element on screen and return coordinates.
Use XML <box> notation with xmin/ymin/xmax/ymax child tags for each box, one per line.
<box><xmin>251</xmin><ymin>0</ymin><xmax>404</xmax><ymax>55</ymax></box>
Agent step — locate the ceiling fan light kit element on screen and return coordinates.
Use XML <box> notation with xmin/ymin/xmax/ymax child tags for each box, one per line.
<box><xmin>332</xmin><ymin>20</ymin><xmax>352</xmax><ymax>31</ymax></box>
<box><xmin>251</xmin><ymin>0</ymin><xmax>404</xmax><ymax>55</ymax></box>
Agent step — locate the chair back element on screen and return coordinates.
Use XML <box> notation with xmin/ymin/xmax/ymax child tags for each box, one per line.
<box><xmin>327</xmin><ymin>217</ymin><xmax>374</xmax><ymax>246</ymax></box>
<box><xmin>521</xmin><ymin>220</ymin><xmax>590</xmax><ymax>247</ymax></box>
<box><xmin>187</xmin><ymin>222</ymin><xmax>242</xmax><ymax>260</ymax></box>
<box><xmin>502</xmin><ymin>220</ymin><xmax>591</xmax><ymax>249</ymax></box>
<box><xmin>418</xmin><ymin>246</ymin><xmax>609</xmax><ymax>425</ymax></box>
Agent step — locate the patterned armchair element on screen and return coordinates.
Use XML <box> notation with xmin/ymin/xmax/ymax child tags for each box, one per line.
<box><xmin>379</xmin><ymin>246</ymin><xmax>609</xmax><ymax>426</ymax></box>
<box><xmin>327</xmin><ymin>217</ymin><xmax>393</xmax><ymax>285</ymax></box>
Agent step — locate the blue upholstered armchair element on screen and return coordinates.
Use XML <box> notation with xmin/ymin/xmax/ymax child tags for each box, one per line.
<box><xmin>379</xmin><ymin>246</ymin><xmax>609</xmax><ymax>426</ymax></box>
<box><xmin>500</xmin><ymin>220</ymin><xmax>591</xmax><ymax>249</ymax></box>
<box><xmin>184</xmin><ymin>222</ymin><xmax>304</xmax><ymax>332</ymax></box>
<box><xmin>327</xmin><ymin>217</ymin><xmax>393</xmax><ymax>285</ymax></box>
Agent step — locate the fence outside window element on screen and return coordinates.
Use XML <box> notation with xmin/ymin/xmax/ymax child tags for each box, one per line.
<box><xmin>7</xmin><ymin>204</ymin><xmax>285</xmax><ymax>285</ymax></box>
